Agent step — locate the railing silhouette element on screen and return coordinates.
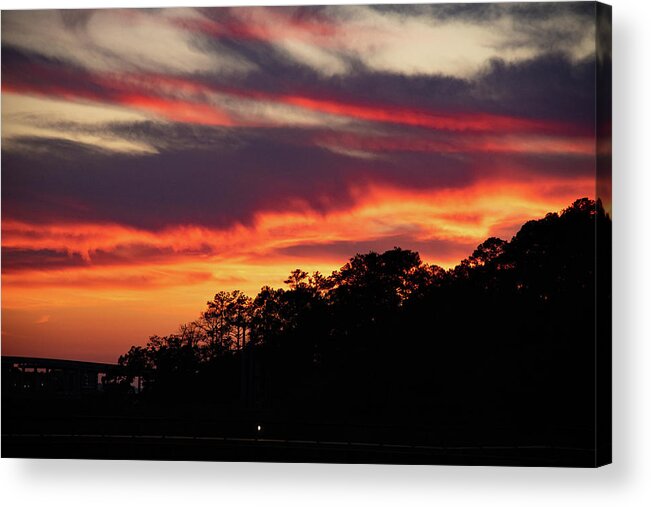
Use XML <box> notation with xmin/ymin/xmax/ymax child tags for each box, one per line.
<box><xmin>1</xmin><ymin>356</ymin><xmax>117</xmax><ymax>398</ymax></box>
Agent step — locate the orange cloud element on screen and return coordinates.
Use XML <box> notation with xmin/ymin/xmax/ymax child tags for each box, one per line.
<box><xmin>3</xmin><ymin>176</ymin><xmax>595</xmax><ymax>280</ymax></box>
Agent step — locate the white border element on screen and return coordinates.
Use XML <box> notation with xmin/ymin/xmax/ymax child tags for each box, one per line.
<box><xmin>1</xmin><ymin>0</ymin><xmax>650</xmax><ymax>505</ymax></box>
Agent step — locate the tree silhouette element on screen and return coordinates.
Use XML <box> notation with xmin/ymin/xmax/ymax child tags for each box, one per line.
<box><xmin>104</xmin><ymin>197</ymin><xmax>609</xmax><ymax>454</ymax></box>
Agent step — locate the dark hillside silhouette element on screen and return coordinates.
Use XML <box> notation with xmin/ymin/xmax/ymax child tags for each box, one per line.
<box><xmin>3</xmin><ymin>198</ymin><xmax>612</xmax><ymax>466</ymax></box>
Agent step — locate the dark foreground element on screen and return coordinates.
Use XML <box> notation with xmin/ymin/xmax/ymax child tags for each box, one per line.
<box><xmin>2</xmin><ymin>404</ymin><xmax>605</xmax><ymax>467</ymax></box>
<box><xmin>3</xmin><ymin>433</ymin><xmax>597</xmax><ymax>467</ymax></box>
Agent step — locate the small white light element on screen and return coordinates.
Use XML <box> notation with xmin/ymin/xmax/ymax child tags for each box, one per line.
<box><xmin>257</xmin><ymin>425</ymin><xmax>262</xmax><ymax>432</ymax></box>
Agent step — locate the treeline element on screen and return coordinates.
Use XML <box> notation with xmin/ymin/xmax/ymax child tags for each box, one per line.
<box><xmin>110</xmin><ymin>198</ymin><xmax>610</xmax><ymax>435</ymax></box>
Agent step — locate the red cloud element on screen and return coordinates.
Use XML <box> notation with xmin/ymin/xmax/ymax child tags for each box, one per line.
<box><xmin>3</xmin><ymin>62</ymin><xmax>591</xmax><ymax>137</ymax></box>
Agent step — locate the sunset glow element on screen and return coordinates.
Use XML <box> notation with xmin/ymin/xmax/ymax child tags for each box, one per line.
<box><xmin>1</xmin><ymin>5</ymin><xmax>608</xmax><ymax>362</ymax></box>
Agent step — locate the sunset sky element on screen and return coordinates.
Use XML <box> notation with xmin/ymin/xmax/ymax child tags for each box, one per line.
<box><xmin>1</xmin><ymin>3</ymin><xmax>608</xmax><ymax>362</ymax></box>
